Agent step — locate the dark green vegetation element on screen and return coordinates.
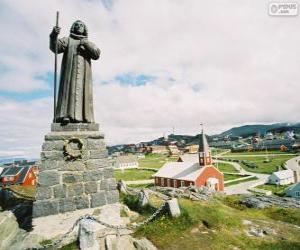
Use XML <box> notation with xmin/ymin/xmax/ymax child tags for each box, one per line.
<box><xmin>59</xmin><ymin>241</ymin><xmax>79</xmax><ymax>250</ymax></box>
<box><xmin>225</xmin><ymin>176</ymin><xmax>258</xmax><ymax>187</ymax></box>
<box><xmin>129</xmin><ymin>194</ymin><xmax>300</xmax><ymax>250</ymax></box>
<box><xmin>114</xmin><ymin>169</ymin><xmax>155</xmax><ymax>181</ymax></box>
<box><xmin>256</xmin><ymin>184</ymin><xmax>291</xmax><ymax>197</ymax></box>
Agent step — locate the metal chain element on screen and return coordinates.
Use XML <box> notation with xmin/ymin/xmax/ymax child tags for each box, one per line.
<box><xmin>37</xmin><ymin>216</ymin><xmax>82</xmax><ymax>249</ymax></box>
<box><xmin>35</xmin><ymin>201</ymin><xmax>167</xmax><ymax>250</ymax></box>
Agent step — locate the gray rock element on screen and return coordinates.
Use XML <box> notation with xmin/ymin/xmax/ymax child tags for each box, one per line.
<box><xmin>138</xmin><ymin>190</ymin><xmax>149</xmax><ymax>207</ymax></box>
<box><xmin>79</xmin><ymin>219</ymin><xmax>100</xmax><ymax>250</ymax></box>
<box><xmin>166</xmin><ymin>198</ymin><xmax>181</xmax><ymax>218</ymax></box>
<box><xmin>86</xmin><ymin>159</ymin><xmax>107</xmax><ymax>170</ymax></box>
<box><xmin>91</xmin><ymin>191</ymin><xmax>106</xmax><ymax>207</ymax></box>
<box><xmin>41</xmin><ymin>150</ymin><xmax>64</xmax><ymax>160</ymax></box>
<box><xmin>36</xmin><ymin>186</ymin><xmax>53</xmax><ymax>200</ymax></box>
<box><xmin>63</xmin><ymin>172</ymin><xmax>83</xmax><ymax>183</ymax></box>
<box><xmin>100</xmin><ymin>178</ymin><xmax>117</xmax><ymax>191</ymax></box>
<box><xmin>106</xmin><ymin>190</ymin><xmax>119</xmax><ymax>204</ymax></box>
<box><xmin>83</xmin><ymin>169</ymin><xmax>103</xmax><ymax>181</ymax></box>
<box><xmin>32</xmin><ymin>200</ymin><xmax>59</xmax><ymax>217</ymax></box>
<box><xmin>133</xmin><ymin>238</ymin><xmax>158</xmax><ymax>250</ymax></box>
<box><xmin>103</xmin><ymin>167</ymin><xmax>114</xmax><ymax>178</ymax></box>
<box><xmin>59</xmin><ymin>198</ymin><xmax>76</xmax><ymax>213</ymax></box>
<box><xmin>85</xmin><ymin>181</ymin><xmax>98</xmax><ymax>194</ymax></box>
<box><xmin>51</xmin><ymin>123</ymin><xmax>100</xmax><ymax>132</ymax></box>
<box><xmin>42</xmin><ymin>140</ymin><xmax>64</xmax><ymax>151</ymax></box>
<box><xmin>38</xmin><ymin>171</ymin><xmax>60</xmax><ymax>186</ymax></box>
<box><xmin>53</xmin><ymin>184</ymin><xmax>67</xmax><ymax>198</ymax></box>
<box><xmin>117</xmin><ymin>180</ymin><xmax>128</xmax><ymax>194</ymax></box>
<box><xmin>39</xmin><ymin>160</ymin><xmax>58</xmax><ymax>171</ymax></box>
<box><xmin>0</xmin><ymin>211</ymin><xmax>27</xmax><ymax>250</ymax></box>
<box><xmin>249</xmin><ymin>227</ymin><xmax>264</xmax><ymax>237</ymax></box>
<box><xmin>58</xmin><ymin>161</ymin><xmax>85</xmax><ymax>171</ymax></box>
<box><xmin>67</xmin><ymin>183</ymin><xmax>84</xmax><ymax>197</ymax></box>
<box><xmin>89</xmin><ymin>149</ymin><xmax>108</xmax><ymax>159</ymax></box>
<box><xmin>86</xmin><ymin>138</ymin><xmax>105</xmax><ymax>150</ymax></box>
<box><xmin>74</xmin><ymin>195</ymin><xmax>90</xmax><ymax>209</ymax></box>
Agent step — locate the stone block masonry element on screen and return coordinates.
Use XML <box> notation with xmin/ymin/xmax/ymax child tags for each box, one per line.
<box><xmin>33</xmin><ymin>123</ymin><xmax>119</xmax><ymax>218</ymax></box>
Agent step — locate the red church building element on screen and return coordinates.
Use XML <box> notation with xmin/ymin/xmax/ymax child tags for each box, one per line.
<box><xmin>154</xmin><ymin>129</ymin><xmax>224</xmax><ymax>191</ymax></box>
<box><xmin>0</xmin><ymin>165</ymin><xmax>37</xmax><ymax>187</ymax></box>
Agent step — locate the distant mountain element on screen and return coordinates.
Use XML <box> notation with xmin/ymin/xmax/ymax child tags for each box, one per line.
<box><xmin>217</xmin><ymin>123</ymin><xmax>300</xmax><ymax>138</ymax></box>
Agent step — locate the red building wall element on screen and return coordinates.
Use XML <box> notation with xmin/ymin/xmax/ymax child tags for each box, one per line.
<box><xmin>195</xmin><ymin>166</ymin><xmax>224</xmax><ymax>191</ymax></box>
<box><xmin>21</xmin><ymin>168</ymin><xmax>36</xmax><ymax>186</ymax></box>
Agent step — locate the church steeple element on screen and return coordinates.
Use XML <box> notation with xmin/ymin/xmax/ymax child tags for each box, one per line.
<box><xmin>198</xmin><ymin>124</ymin><xmax>212</xmax><ymax>166</ymax></box>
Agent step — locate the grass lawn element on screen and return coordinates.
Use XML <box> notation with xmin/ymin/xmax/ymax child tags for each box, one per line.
<box><xmin>216</xmin><ymin>162</ymin><xmax>239</xmax><ymax>173</ymax></box>
<box><xmin>220</xmin><ymin>153</ymin><xmax>296</xmax><ymax>174</ymax></box>
<box><xmin>225</xmin><ymin>176</ymin><xmax>258</xmax><ymax>187</ymax></box>
<box><xmin>256</xmin><ymin>184</ymin><xmax>291</xmax><ymax>197</ymax></box>
<box><xmin>223</xmin><ymin>174</ymin><xmax>245</xmax><ymax>181</ymax></box>
<box><xmin>114</xmin><ymin>169</ymin><xmax>155</xmax><ymax>181</ymax></box>
<box><xmin>132</xmin><ymin>196</ymin><xmax>300</xmax><ymax>250</ymax></box>
<box><xmin>138</xmin><ymin>153</ymin><xmax>178</xmax><ymax>169</ymax></box>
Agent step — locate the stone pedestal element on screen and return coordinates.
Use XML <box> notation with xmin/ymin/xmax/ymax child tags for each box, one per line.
<box><xmin>33</xmin><ymin>123</ymin><xmax>118</xmax><ymax>218</ymax></box>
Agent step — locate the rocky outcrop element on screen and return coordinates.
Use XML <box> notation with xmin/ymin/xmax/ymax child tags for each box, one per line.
<box><xmin>242</xmin><ymin>195</ymin><xmax>300</xmax><ymax>209</ymax></box>
<box><xmin>0</xmin><ymin>211</ymin><xmax>27</xmax><ymax>250</ymax></box>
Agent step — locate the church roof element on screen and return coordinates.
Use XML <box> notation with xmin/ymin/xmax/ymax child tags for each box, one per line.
<box><xmin>199</xmin><ymin>130</ymin><xmax>210</xmax><ymax>153</ymax></box>
<box><xmin>153</xmin><ymin>162</ymin><xmax>206</xmax><ymax>181</ymax></box>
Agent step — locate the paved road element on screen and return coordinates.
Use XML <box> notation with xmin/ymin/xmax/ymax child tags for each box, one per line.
<box><xmin>285</xmin><ymin>155</ymin><xmax>300</xmax><ymax>172</ymax></box>
<box><xmin>215</xmin><ymin>160</ymin><xmax>269</xmax><ymax>195</ymax></box>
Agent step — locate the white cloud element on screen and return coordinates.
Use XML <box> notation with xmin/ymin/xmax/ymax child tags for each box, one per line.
<box><xmin>0</xmin><ymin>0</ymin><xmax>300</xmax><ymax>157</ymax></box>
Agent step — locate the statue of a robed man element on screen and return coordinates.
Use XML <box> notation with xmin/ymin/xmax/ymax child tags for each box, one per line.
<box><xmin>50</xmin><ymin>20</ymin><xmax>100</xmax><ymax>123</ymax></box>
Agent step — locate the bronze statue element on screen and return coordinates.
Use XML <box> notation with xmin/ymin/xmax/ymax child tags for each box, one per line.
<box><xmin>50</xmin><ymin>20</ymin><xmax>100</xmax><ymax>124</ymax></box>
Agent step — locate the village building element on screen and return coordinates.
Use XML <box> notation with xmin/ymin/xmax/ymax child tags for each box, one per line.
<box><xmin>168</xmin><ymin>145</ymin><xmax>181</xmax><ymax>157</ymax></box>
<box><xmin>268</xmin><ymin>169</ymin><xmax>295</xmax><ymax>185</ymax></box>
<box><xmin>285</xmin><ymin>182</ymin><xmax>300</xmax><ymax>198</ymax></box>
<box><xmin>154</xmin><ymin>129</ymin><xmax>224</xmax><ymax>191</ymax></box>
<box><xmin>148</xmin><ymin>145</ymin><xmax>169</xmax><ymax>155</ymax></box>
<box><xmin>184</xmin><ymin>144</ymin><xmax>199</xmax><ymax>154</ymax></box>
<box><xmin>114</xmin><ymin>155</ymin><xmax>139</xmax><ymax>169</ymax></box>
<box><xmin>0</xmin><ymin>165</ymin><xmax>36</xmax><ymax>187</ymax></box>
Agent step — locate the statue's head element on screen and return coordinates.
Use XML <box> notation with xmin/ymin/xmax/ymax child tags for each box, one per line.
<box><xmin>70</xmin><ymin>20</ymin><xmax>88</xmax><ymax>37</ymax></box>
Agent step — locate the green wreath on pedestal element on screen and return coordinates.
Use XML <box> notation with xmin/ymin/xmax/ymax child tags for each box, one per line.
<box><xmin>63</xmin><ymin>137</ymin><xmax>84</xmax><ymax>161</ymax></box>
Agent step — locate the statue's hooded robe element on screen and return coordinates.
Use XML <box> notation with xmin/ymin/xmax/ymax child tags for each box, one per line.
<box><xmin>50</xmin><ymin>22</ymin><xmax>100</xmax><ymax>123</ymax></box>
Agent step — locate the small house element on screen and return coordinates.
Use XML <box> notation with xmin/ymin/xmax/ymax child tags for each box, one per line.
<box><xmin>114</xmin><ymin>155</ymin><xmax>139</xmax><ymax>169</ymax></box>
<box><xmin>268</xmin><ymin>169</ymin><xmax>295</xmax><ymax>185</ymax></box>
<box><xmin>285</xmin><ymin>182</ymin><xmax>300</xmax><ymax>198</ymax></box>
<box><xmin>154</xmin><ymin>129</ymin><xmax>224</xmax><ymax>191</ymax></box>
<box><xmin>0</xmin><ymin>166</ymin><xmax>36</xmax><ymax>187</ymax></box>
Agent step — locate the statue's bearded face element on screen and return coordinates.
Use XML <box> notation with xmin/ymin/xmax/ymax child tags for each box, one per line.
<box><xmin>73</xmin><ymin>21</ymin><xmax>85</xmax><ymax>35</ymax></box>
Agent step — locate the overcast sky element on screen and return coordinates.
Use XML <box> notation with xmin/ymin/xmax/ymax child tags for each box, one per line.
<box><xmin>0</xmin><ymin>0</ymin><xmax>299</xmax><ymax>158</ymax></box>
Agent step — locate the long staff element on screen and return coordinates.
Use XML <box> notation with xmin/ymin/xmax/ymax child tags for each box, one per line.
<box><xmin>53</xmin><ymin>11</ymin><xmax>59</xmax><ymax>123</ymax></box>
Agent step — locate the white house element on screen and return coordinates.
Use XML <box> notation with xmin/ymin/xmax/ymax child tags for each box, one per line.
<box><xmin>114</xmin><ymin>155</ymin><xmax>139</xmax><ymax>169</ymax></box>
<box><xmin>285</xmin><ymin>182</ymin><xmax>300</xmax><ymax>198</ymax></box>
<box><xmin>268</xmin><ymin>169</ymin><xmax>295</xmax><ymax>185</ymax></box>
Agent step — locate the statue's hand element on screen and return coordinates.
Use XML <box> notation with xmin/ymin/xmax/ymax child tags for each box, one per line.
<box><xmin>80</xmin><ymin>39</ymin><xmax>88</xmax><ymax>46</ymax></box>
<box><xmin>51</xmin><ymin>26</ymin><xmax>61</xmax><ymax>36</ymax></box>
